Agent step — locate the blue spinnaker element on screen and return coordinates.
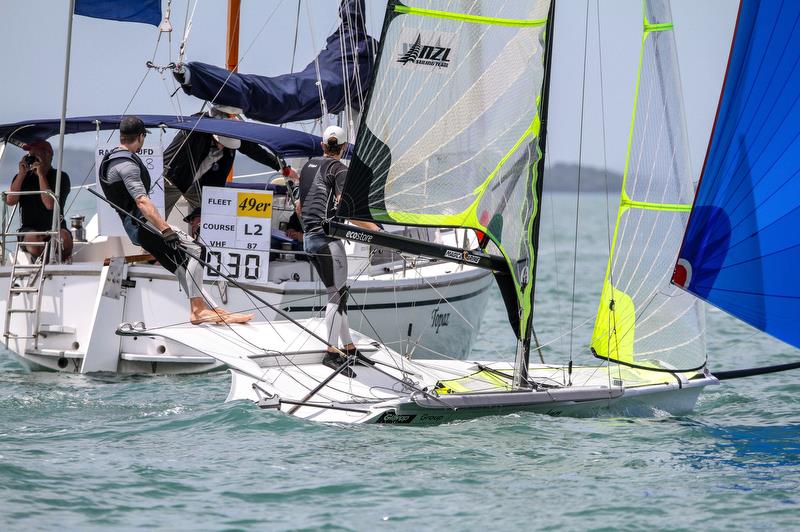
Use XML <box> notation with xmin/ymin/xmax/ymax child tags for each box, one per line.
<box><xmin>75</xmin><ymin>0</ymin><xmax>161</xmax><ymax>26</ymax></box>
<box><xmin>0</xmin><ymin>115</ymin><xmax>323</xmax><ymax>158</ymax></box>
<box><xmin>674</xmin><ymin>0</ymin><xmax>800</xmax><ymax>349</ymax></box>
<box><xmin>179</xmin><ymin>0</ymin><xmax>376</xmax><ymax>124</ymax></box>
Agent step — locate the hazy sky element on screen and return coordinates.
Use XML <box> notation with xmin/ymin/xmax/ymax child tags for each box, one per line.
<box><xmin>0</xmin><ymin>0</ymin><xmax>737</xmax><ymax>177</ymax></box>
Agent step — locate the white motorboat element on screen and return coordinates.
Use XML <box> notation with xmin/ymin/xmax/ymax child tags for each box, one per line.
<box><xmin>0</xmin><ymin>171</ymin><xmax>491</xmax><ymax>374</ymax></box>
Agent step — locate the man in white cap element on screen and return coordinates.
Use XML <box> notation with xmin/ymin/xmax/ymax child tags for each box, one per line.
<box><xmin>162</xmin><ymin>105</ymin><xmax>298</xmax><ymax>224</ymax></box>
<box><xmin>295</xmin><ymin>125</ymin><xmax>379</xmax><ymax>376</ymax></box>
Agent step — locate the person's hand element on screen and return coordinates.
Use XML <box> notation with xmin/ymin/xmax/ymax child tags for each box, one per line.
<box><xmin>39</xmin><ymin>150</ymin><xmax>53</xmax><ymax>171</ymax></box>
<box><xmin>162</xmin><ymin>227</ymin><xmax>181</xmax><ymax>250</ymax></box>
<box><xmin>33</xmin><ymin>159</ymin><xmax>46</xmax><ymax>179</ymax></box>
<box><xmin>286</xmin><ymin>229</ymin><xmax>303</xmax><ymax>242</ymax></box>
<box><xmin>18</xmin><ymin>157</ymin><xmax>30</xmax><ymax>177</ymax></box>
<box><xmin>285</xmin><ymin>166</ymin><xmax>299</xmax><ymax>183</ymax></box>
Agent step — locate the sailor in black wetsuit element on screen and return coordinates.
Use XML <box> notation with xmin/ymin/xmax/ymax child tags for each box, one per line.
<box><xmin>296</xmin><ymin>126</ymin><xmax>379</xmax><ymax>375</ymax></box>
<box><xmin>98</xmin><ymin>116</ymin><xmax>252</xmax><ymax>326</ymax></box>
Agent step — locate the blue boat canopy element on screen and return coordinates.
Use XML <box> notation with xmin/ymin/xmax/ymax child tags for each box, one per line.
<box><xmin>0</xmin><ymin>115</ymin><xmax>323</xmax><ymax>158</ymax></box>
<box><xmin>177</xmin><ymin>0</ymin><xmax>376</xmax><ymax>124</ymax></box>
<box><xmin>674</xmin><ymin>0</ymin><xmax>800</xmax><ymax>350</ymax></box>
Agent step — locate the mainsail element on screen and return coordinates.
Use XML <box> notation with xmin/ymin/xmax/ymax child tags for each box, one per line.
<box><xmin>337</xmin><ymin>0</ymin><xmax>554</xmax><ymax>382</ymax></box>
<box><xmin>177</xmin><ymin>0</ymin><xmax>377</xmax><ymax>124</ymax></box>
<box><xmin>590</xmin><ymin>0</ymin><xmax>706</xmax><ymax>372</ymax></box>
<box><xmin>674</xmin><ymin>0</ymin><xmax>800</xmax><ymax>350</ymax></box>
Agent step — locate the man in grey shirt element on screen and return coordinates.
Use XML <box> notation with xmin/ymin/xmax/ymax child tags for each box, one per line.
<box><xmin>98</xmin><ymin>116</ymin><xmax>252</xmax><ymax>325</ymax></box>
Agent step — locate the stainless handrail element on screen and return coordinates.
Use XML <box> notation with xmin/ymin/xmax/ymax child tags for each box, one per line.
<box><xmin>1</xmin><ymin>190</ymin><xmax>62</xmax><ymax>266</ymax></box>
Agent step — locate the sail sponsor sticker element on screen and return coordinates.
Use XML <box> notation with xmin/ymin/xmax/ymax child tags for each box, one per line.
<box><xmin>394</xmin><ymin>28</ymin><xmax>456</xmax><ymax>70</ymax></box>
<box><xmin>375</xmin><ymin>411</ymin><xmax>417</xmax><ymax>424</ymax></box>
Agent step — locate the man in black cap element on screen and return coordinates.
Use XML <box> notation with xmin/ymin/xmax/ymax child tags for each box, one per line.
<box><xmin>98</xmin><ymin>116</ymin><xmax>252</xmax><ymax>325</ymax></box>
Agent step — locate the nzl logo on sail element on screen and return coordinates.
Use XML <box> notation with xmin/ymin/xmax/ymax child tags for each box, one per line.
<box><xmin>397</xmin><ymin>33</ymin><xmax>452</xmax><ymax>68</ymax></box>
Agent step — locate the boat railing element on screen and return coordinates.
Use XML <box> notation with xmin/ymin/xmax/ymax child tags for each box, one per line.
<box><xmin>0</xmin><ymin>190</ymin><xmax>62</xmax><ymax>266</ymax></box>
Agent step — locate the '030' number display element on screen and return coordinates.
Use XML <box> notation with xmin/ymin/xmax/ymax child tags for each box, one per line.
<box><xmin>205</xmin><ymin>249</ymin><xmax>268</xmax><ymax>283</ymax></box>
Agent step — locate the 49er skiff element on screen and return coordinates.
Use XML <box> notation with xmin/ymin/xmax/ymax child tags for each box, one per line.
<box><xmin>153</xmin><ymin>0</ymin><xmax>798</xmax><ymax>425</ymax></box>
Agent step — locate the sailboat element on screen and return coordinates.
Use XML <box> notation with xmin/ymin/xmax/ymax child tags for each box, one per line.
<box><xmin>108</xmin><ymin>0</ymin><xmax>742</xmax><ymax>424</ymax></box>
<box><xmin>0</xmin><ymin>0</ymin><xmax>492</xmax><ymax>374</ymax></box>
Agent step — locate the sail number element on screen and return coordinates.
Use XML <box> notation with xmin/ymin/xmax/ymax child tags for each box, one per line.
<box><xmin>205</xmin><ymin>249</ymin><xmax>268</xmax><ymax>282</ymax></box>
<box><xmin>237</xmin><ymin>192</ymin><xmax>272</xmax><ymax>218</ymax></box>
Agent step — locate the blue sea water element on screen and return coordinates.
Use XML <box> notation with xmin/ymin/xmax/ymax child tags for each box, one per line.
<box><xmin>2</xmin><ymin>193</ymin><xmax>800</xmax><ymax>530</ymax></box>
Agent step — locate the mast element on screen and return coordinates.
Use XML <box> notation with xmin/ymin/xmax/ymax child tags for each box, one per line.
<box><xmin>512</xmin><ymin>0</ymin><xmax>557</xmax><ymax>389</ymax></box>
<box><xmin>226</xmin><ymin>0</ymin><xmax>240</xmax><ymax>72</ymax></box>
<box><xmin>225</xmin><ymin>0</ymin><xmax>240</xmax><ymax>183</ymax></box>
<box><xmin>49</xmin><ymin>0</ymin><xmax>77</xmax><ymax>263</ymax></box>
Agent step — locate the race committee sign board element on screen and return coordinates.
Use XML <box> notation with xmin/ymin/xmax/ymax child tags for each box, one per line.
<box><xmin>200</xmin><ymin>186</ymin><xmax>272</xmax><ymax>283</ymax></box>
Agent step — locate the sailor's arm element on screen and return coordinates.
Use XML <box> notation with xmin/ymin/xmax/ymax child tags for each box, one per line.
<box><xmin>35</xmin><ymin>165</ymin><xmax>55</xmax><ymax>210</ymax></box>
<box><xmin>238</xmin><ymin>140</ymin><xmax>281</xmax><ymax>171</ymax></box>
<box><xmin>123</xmin><ymin>162</ymin><xmax>169</xmax><ymax>232</ymax></box>
<box><xmin>335</xmin><ymin>193</ymin><xmax>380</xmax><ymax>231</ymax></box>
<box><xmin>135</xmin><ymin>194</ymin><xmax>170</xmax><ymax>232</ymax></box>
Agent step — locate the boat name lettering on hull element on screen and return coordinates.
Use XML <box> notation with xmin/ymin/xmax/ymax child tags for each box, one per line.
<box><xmin>345</xmin><ymin>230</ymin><xmax>373</xmax><ymax>243</ymax></box>
<box><xmin>431</xmin><ymin>307</ymin><xmax>450</xmax><ymax>333</ymax></box>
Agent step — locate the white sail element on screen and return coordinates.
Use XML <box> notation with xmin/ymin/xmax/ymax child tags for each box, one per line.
<box><xmin>591</xmin><ymin>0</ymin><xmax>706</xmax><ymax>371</ymax></box>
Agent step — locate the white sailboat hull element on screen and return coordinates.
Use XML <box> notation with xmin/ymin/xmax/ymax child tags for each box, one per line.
<box><xmin>0</xmin><ymin>260</ymin><xmax>491</xmax><ymax>374</ymax></box>
<box><xmin>110</xmin><ymin>319</ymin><xmax>716</xmax><ymax>425</ymax></box>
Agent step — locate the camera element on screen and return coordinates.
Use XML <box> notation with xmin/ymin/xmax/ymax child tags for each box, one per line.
<box><xmin>24</xmin><ymin>154</ymin><xmax>38</xmax><ymax>165</ymax></box>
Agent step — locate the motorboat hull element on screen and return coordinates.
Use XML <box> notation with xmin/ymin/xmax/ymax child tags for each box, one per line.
<box><xmin>0</xmin><ymin>259</ymin><xmax>491</xmax><ymax>374</ymax></box>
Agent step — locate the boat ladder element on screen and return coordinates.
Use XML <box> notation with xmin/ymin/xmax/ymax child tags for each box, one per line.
<box><xmin>3</xmin><ymin>240</ymin><xmax>49</xmax><ymax>349</ymax></box>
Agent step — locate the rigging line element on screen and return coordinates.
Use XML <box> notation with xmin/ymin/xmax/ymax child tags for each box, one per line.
<box><xmin>569</xmin><ymin>0</ymin><xmax>592</xmax><ymax>363</ymax></box>
<box><xmin>290</xmin><ymin>0</ymin><xmax>302</xmax><ymax>73</ymax></box>
<box><xmin>195</xmin><ymin>236</ymin><xmax>384</xmax><ymax>390</ymax></box>
<box><xmin>87</xmin><ymin>188</ymin><xmax>353</xmax><ymax>361</ymax></box>
<box><xmin>63</xmin><ymin>71</ymin><xmax>155</xmax><ymax>216</ymax></box>
<box><xmin>163</xmin><ymin>0</ymin><xmax>288</xmax><ymax>205</ymax></box>
<box><xmin>166</xmin><ymin>0</ymin><xmax>173</xmax><ymax>65</ymax></box>
<box><xmin>303</xmin><ymin>0</ymin><xmax>327</xmax><ymax>118</ymax></box>
<box><xmin>178</xmin><ymin>0</ymin><xmax>198</xmax><ymax>63</ymax></box>
<box><xmin>145</xmin><ymin>249</ymin><xmax>387</xmax><ymax>402</ymax></box>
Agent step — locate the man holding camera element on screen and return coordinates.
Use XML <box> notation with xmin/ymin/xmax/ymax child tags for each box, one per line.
<box><xmin>5</xmin><ymin>139</ymin><xmax>73</xmax><ymax>261</ymax></box>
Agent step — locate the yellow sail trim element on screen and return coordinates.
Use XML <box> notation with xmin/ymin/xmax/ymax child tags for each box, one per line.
<box><xmin>385</xmin><ymin>113</ymin><xmax>542</xmax><ymax>229</ymax></box>
<box><xmin>435</xmin><ymin>370</ymin><xmax>513</xmax><ymax>395</ymax></box>
<box><xmin>620</xmin><ymin>191</ymin><xmax>692</xmax><ymax>213</ymax></box>
<box><xmin>393</xmin><ymin>5</ymin><xmax>547</xmax><ymax>28</ymax></box>
<box><xmin>592</xmin><ymin>281</ymin><xmax>635</xmax><ymax>364</ymax></box>
<box><xmin>644</xmin><ymin>20</ymin><xmax>673</xmax><ymax>32</ymax></box>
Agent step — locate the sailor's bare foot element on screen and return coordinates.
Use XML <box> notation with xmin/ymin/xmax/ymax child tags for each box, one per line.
<box><xmin>190</xmin><ymin>308</ymin><xmax>226</xmax><ymax>325</ymax></box>
<box><xmin>213</xmin><ymin>307</ymin><xmax>254</xmax><ymax>324</ymax></box>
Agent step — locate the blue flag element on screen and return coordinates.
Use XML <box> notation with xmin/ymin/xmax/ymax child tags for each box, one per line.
<box><xmin>75</xmin><ymin>0</ymin><xmax>161</xmax><ymax>26</ymax></box>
